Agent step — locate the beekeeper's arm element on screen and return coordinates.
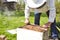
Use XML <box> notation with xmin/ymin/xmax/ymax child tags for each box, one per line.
<box><xmin>24</xmin><ymin>0</ymin><xmax>30</xmax><ymax>24</ymax></box>
<box><xmin>43</xmin><ymin>0</ymin><xmax>56</xmax><ymax>28</ymax></box>
<box><xmin>24</xmin><ymin>4</ymin><xmax>30</xmax><ymax>19</ymax></box>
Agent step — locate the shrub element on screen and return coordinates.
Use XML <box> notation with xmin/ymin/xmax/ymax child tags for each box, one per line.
<box><xmin>56</xmin><ymin>2</ymin><xmax>60</xmax><ymax>14</ymax></box>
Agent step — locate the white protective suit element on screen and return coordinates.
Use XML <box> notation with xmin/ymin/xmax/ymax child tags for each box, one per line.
<box><xmin>24</xmin><ymin>0</ymin><xmax>56</xmax><ymax>23</ymax></box>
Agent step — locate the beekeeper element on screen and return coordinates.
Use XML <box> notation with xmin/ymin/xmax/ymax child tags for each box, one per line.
<box><xmin>24</xmin><ymin>0</ymin><xmax>58</xmax><ymax>39</ymax></box>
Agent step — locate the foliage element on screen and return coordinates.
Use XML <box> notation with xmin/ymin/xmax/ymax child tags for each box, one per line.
<box><xmin>56</xmin><ymin>2</ymin><xmax>60</xmax><ymax>14</ymax></box>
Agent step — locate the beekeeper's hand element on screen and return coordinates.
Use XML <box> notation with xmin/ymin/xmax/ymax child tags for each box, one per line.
<box><xmin>42</xmin><ymin>22</ymin><xmax>52</xmax><ymax>28</ymax></box>
<box><xmin>25</xmin><ymin>18</ymin><xmax>30</xmax><ymax>25</ymax></box>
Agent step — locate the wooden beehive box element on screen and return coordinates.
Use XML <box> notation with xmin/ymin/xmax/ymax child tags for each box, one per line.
<box><xmin>17</xmin><ymin>25</ymin><xmax>47</xmax><ymax>40</ymax></box>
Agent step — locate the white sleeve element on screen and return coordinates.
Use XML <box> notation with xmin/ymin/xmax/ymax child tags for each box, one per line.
<box><xmin>48</xmin><ymin>0</ymin><xmax>56</xmax><ymax>23</ymax></box>
<box><xmin>24</xmin><ymin>4</ymin><xmax>30</xmax><ymax>19</ymax></box>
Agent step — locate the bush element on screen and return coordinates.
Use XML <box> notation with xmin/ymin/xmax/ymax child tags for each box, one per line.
<box><xmin>56</xmin><ymin>2</ymin><xmax>60</xmax><ymax>14</ymax></box>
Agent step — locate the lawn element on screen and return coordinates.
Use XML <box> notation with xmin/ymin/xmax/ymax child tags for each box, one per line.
<box><xmin>0</xmin><ymin>11</ymin><xmax>60</xmax><ymax>40</ymax></box>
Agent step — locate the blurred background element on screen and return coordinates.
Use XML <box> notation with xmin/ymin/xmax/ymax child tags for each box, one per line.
<box><xmin>0</xmin><ymin>0</ymin><xmax>60</xmax><ymax>40</ymax></box>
